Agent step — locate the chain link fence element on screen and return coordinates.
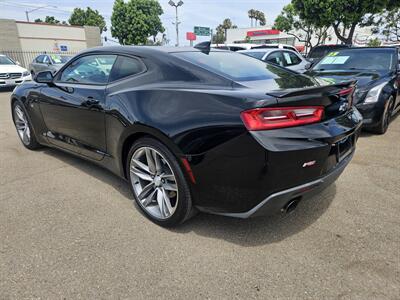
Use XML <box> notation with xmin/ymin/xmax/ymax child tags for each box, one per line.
<box><xmin>0</xmin><ymin>50</ymin><xmax>79</xmax><ymax>69</ymax></box>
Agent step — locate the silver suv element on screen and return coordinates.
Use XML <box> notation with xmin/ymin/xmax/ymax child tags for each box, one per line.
<box><xmin>29</xmin><ymin>54</ymin><xmax>72</xmax><ymax>77</ymax></box>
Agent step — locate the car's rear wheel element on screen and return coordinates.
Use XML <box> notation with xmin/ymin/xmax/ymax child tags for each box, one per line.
<box><xmin>126</xmin><ymin>137</ymin><xmax>194</xmax><ymax>227</ymax></box>
<box><xmin>12</xmin><ymin>101</ymin><xmax>41</xmax><ymax>150</ymax></box>
<box><xmin>371</xmin><ymin>96</ymin><xmax>394</xmax><ymax>134</ymax></box>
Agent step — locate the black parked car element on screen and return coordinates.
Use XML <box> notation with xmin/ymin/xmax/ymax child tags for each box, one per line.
<box><xmin>307</xmin><ymin>44</ymin><xmax>351</xmax><ymax>65</ymax></box>
<box><xmin>11</xmin><ymin>46</ymin><xmax>362</xmax><ymax>227</ymax></box>
<box><xmin>307</xmin><ymin>47</ymin><xmax>400</xmax><ymax>134</ymax></box>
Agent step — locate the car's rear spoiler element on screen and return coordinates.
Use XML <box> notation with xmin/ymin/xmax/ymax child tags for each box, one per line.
<box><xmin>265</xmin><ymin>80</ymin><xmax>357</xmax><ymax>98</ymax></box>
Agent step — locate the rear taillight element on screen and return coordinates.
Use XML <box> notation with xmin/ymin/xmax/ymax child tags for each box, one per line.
<box><xmin>338</xmin><ymin>87</ymin><xmax>354</xmax><ymax>97</ymax></box>
<box><xmin>240</xmin><ymin>106</ymin><xmax>324</xmax><ymax>130</ymax></box>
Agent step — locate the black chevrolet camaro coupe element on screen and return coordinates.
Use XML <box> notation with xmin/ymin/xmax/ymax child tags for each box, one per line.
<box><xmin>307</xmin><ymin>47</ymin><xmax>400</xmax><ymax>134</ymax></box>
<box><xmin>11</xmin><ymin>46</ymin><xmax>363</xmax><ymax>227</ymax></box>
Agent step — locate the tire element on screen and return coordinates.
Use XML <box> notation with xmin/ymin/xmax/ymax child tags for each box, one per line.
<box><xmin>126</xmin><ymin>137</ymin><xmax>195</xmax><ymax>227</ymax></box>
<box><xmin>12</xmin><ymin>101</ymin><xmax>41</xmax><ymax>150</ymax></box>
<box><xmin>371</xmin><ymin>96</ymin><xmax>394</xmax><ymax>134</ymax></box>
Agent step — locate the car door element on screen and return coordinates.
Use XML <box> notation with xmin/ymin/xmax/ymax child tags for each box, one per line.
<box><xmin>265</xmin><ymin>51</ymin><xmax>285</xmax><ymax>67</ymax></box>
<box><xmin>38</xmin><ymin>54</ymin><xmax>117</xmax><ymax>160</ymax></box>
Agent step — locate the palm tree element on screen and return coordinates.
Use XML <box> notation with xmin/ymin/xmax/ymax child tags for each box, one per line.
<box><xmin>248</xmin><ymin>9</ymin><xmax>256</xmax><ymax>27</ymax></box>
<box><xmin>256</xmin><ymin>11</ymin><xmax>266</xmax><ymax>26</ymax></box>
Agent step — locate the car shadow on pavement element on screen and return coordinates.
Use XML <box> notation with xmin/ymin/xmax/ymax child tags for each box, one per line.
<box><xmin>40</xmin><ymin>146</ymin><xmax>336</xmax><ymax>247</ymax></box>
<box><xmin>0</xmin><ymin>87</ymin><xmax>15</xmax><ymax>93</ymax></box>
<box><xmin>172</xmin><ymin>184</ymin><xmax>336</xmax><ymax>246</ymax></box>
<box><xmin>41</xmin><ymin>148</ymin><xmax>133</xmax><ymax>200</ymax></box>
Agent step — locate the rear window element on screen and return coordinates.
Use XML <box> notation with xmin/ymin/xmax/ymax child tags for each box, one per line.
<box><xmin>308</xmin><ymin>45</ymin><xmax>349</xmax><ymax>59</ymax></box>
<box><xmin>173</xmin><ymin>51</ymin><xmax>277</xmax><ymax>81</ymax></box>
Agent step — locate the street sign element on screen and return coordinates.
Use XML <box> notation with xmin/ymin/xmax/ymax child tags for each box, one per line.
<box><xmin>60</xmin><ymin>45</ymin><xmax>68</xmax><ymax>52</ymax></box>
<box><xmin>186</xmin><ymin>32</ymin><xmax>196</xmax><ymax>41</ymax></box>
<box><xmin>194</xmin><ymin>26</ymin><xmax>211</xmax><ymax>36</ymax></box>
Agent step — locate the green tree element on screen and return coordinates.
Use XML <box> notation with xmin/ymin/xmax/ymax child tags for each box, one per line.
<box><xmin>69</xmin><ymin>7</ymin><xmax>107</xmax><ymax>33</ymax></box>
<box><xmin>35</xmin><ymin>16</ymin><xmax>61</xmax><ymax>24</ymax></box>
<box><xmin>111</xmin><ymin>0</ymin><xmax>164</xmax><ymax>45</ymax></box>
<box><xmin>212</xmin><ymin>18</ymin><xmax>237</xmax><ymax>44</ymax></box>
<box><xmin>274</xmin><ymin>4</ymin><xmax>329</xmax><ymax>51</ymax></box>
<box><xmin>371</xmin><ymin>7</ymin><xmax>400</xmax><ymax>42</ymax></box>
<box><xmin>292</xmin><ymin>0</ymin><xmax>391</xmax><ymax>45</ymax></box>
<box><xmin>367</xmin><ymin>37</ymin><xmax>382</xmax><ymax>46</ymax></box>
<box><xmin>255</xmin><ymin>10</ymin><xmax>266</xmax><ymax>26</ymax></box>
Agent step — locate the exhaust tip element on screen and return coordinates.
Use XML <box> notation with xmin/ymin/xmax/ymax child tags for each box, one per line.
<box><xmin>282</xmin><ymin>197</ymin><xmax>301</xmax><ymax>214</ymax></box>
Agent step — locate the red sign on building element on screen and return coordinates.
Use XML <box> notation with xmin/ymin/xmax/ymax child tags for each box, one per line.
<box><xmin>186</xmin><ymin>32</ymin><xmax>197</xmax><ymax>41</ymax></box>
<box><xmin>247</xmin><ymin>29</ymin><xmax>280</xmax><ymax>37</ymax></box>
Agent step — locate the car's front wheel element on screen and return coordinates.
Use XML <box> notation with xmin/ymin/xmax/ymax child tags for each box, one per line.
<box><xmin>126</xmin><ymin>137</ymin><xmax>195</xmax><ymax>227</ymax></box>
<box><xmin>12</xmin><ymin>101</ymin><xmax>41</xmax><ymax>150</ymax></box>
<box><xmin>372</xmin><ymin>96</ymin><xmax>394</xmax><ymax>134</ymax></box>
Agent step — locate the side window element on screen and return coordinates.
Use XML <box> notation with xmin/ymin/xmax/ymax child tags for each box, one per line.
<box><xmin>59</xmin><ymin>55</ymin><xmax>117</xmax><ymax>84</ymax></box>
<box><xmin>109</xmin><ymin>56</ymin><xmax>145</xmax><ymax>82</ymax></box>
<box><xmin>283</xmin><ymin>52</ymin><xmax>301</xmax><ymax>66</ymax></box>
<box><xmin>36</xmin><ymin>55</ymin><xmax>44</xmax><ymax>63</ymax></box>
<box><xmin>42</xmin><ymin>56</ymin><xmax>50</xmax><ymax>64</ymax></box>
<box><xmin>266</xmin><ymin>51</ymin><xmax>285</xmax><ymax>67</ymax></box>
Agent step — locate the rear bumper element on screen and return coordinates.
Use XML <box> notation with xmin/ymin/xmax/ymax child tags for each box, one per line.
<box><xmin>191</xmin><ymin>108</ymin><xmax>362</xmax><ymax>216</ymax></box>
<box><xmin>212</xmin><ymin>151</ymin><xmax>353</xmax><ymax>218</ymax></box>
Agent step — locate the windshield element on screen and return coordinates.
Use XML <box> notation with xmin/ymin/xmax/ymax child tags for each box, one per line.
<box><xmin>50</xmin><ymin>54</ymin><xmax>71</xmax><ymax>64</ymax></box>
<box><xmin>241</xmin><ymin>52</ymin><xmax>266</xmax><ymax>60</ymax></box>
<box><xmin>313</xmin><ymin>49</ymin><xmax>396</xmax><ymax>71</ymax></box>
<box><xmin>308</xmin><ymin>46</ymin><xmax>348</xmax><ymax>59</ymax></box>
<box><xmin>173</xmin><ymin>51</ymin><xmax>279</xmax><ymax>81</ymax></box>
<box><xmin>0</xmin><ymin>56</ymin><xmax>15</xmax><ymax>65</ymax></box>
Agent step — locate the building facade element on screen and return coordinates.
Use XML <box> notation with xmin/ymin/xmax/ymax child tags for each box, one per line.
<box><xmin>226</xmin><ymin>26</ymin><xmax>295</xmax><ymax>45</ymax></box>
<box><xmin>0</xmin><ymin>19</ymin><xmax>101</xmax><ymax>52</ymax></box>
<box><xmin>226</xmin><ymin>25</ymin><xmax>374</xmax><ymax>53</ymax></box>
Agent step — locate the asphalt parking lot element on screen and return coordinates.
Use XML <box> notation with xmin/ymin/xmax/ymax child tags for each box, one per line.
<box><xmin>0</xmin><ymin>89</ymin><xmax>399</xmax><ymax>299</ymax></box>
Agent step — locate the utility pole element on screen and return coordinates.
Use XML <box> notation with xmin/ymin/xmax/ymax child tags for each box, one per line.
<box><xmin>25</xmin><ymin>5</ymin><xmax>57</xmax><ymax>22</ymax></box>
<box><xmin>169</xmin><ymin>0</ymin><xmax>184</xmax><ymax>47</ymax></box>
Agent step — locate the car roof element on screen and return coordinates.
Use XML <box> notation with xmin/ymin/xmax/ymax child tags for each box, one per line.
<box><xmin>238</xmin><ymin>48</ymin><xmax>297</xmax><ymax>54</ymax></box>
<box><xmin>79</xmin><ymin>46</ymin><xmax>229</xmax><ymax>56</ymax></box>
<box><xmin>330</xmin><ymin>46</ymin><xmax>398</xmax><ymax>51</ymax></box>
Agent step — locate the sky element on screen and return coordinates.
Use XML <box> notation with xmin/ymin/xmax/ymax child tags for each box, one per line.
<box><xmin>0</xmin><ymin>0</ymin><xmax>290</xmax><ymax>45</ymax></box>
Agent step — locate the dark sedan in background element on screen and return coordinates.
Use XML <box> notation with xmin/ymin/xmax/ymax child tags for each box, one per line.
<box><xmin>307</xmin><ymin>47</ymin><xmax>400</xmax><ymax>134</ymax></box>
<box><xmin>307</xmin><ymin>44</ymin><xmax>351</xmax><ymax>66</ymax></box>
<box><xmin>29</xmin><ymin>54</ymin><xmax>72</xmax><ymax>77</ymax></box>
<box><xmin>11</xmin><ymin>46</ymin><xmax>362</xmax><ymax>227</ymax></box>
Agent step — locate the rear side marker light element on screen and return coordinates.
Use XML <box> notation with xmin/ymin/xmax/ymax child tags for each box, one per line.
<box><xmin>241</xmin><ymin>106</ymin><xmax>324</xmax><ymax>130</ymax></box>
<box><xmin>181</xmin><ymin>158</ymin><xmax>196</xmax><ymax>184</ymax></box>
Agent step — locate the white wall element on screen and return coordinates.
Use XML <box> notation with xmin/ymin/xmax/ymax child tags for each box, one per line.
<box><xmin>16</xmin><ymin>22</ymin><xmax>89</xmax><ymax>52</ymax></box>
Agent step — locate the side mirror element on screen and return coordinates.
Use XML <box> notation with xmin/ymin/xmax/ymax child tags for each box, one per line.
<box><xmin>305</xmin><ymin>63</ymin><xmax>312</xmax><ymax>70</ymax></box>
<box><xmin>35</xmin><ymin>71</ymin><xmax>54</xmax><ymax>84</ymax></box>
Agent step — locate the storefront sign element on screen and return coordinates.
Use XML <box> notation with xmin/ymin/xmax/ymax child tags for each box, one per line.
<box><xmin>247</xmin><ymin>29</ymin><xmax>280</xmax><ymax>37</ymax></box>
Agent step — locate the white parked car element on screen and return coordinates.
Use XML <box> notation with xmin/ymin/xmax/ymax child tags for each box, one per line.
<box><xmin>0</xmin><ymin>55</ymin><xmax>32</xmax><ymax>88</ymax></box>
<box><xmin>238</xmin><ymin>48</ymin><xmax>311</xmax><ymax>73</ymax></box>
